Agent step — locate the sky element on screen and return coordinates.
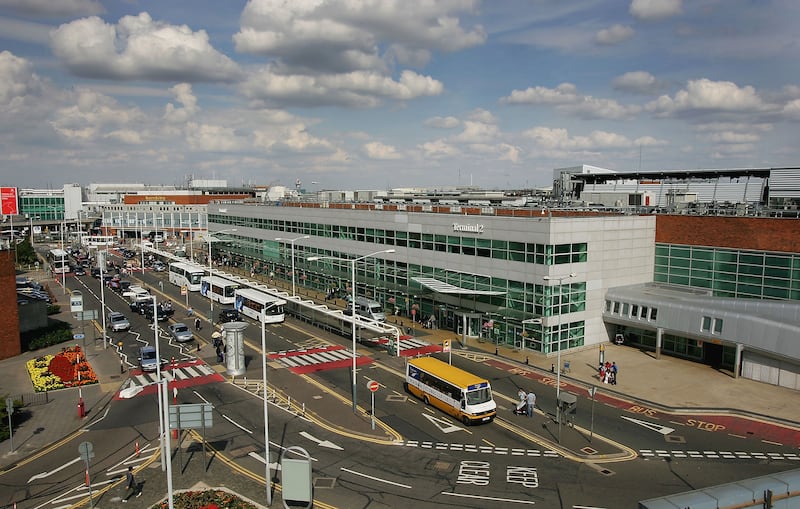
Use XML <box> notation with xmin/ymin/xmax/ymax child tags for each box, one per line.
<box><xmin>0</xmin><ymin>0</ymin><xmax>798</xmax><ymax>191</ymax></box>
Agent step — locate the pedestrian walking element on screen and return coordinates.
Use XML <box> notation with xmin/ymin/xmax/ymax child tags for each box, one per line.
<box><xmin>611</xmin><ymin>361</ymin><xmax>618</xmax><ymax>385</ymax></box>
<box><xmin>122</xmin><ymin>466</ymin><xmax>141</xmax><ymax>501</ymax></box>
<box><xmin>187</xmin><ymin>306</ymin><xmax>193</xmax><ymax>317</ymax></box>
<box><xmin>194</xmin><ymin>317</ymin><xmax>201</xmax><ymax>331</ymax></box>
<box><xmin>526</xmin><ymin>391</ymin><xmax>536</xmax><ymax>417</ymax></box>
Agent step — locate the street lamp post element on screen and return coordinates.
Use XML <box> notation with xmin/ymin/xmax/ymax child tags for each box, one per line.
<box><xmin>260</xmin><ymin>307</ymin><xmax>272</xmax><ymax>506</ymax></box>
<box><xmin>275</xmin><ymin>236</ymin><xmax>309</xmax><ymax>296</ymax></box>
<box><xmin>206</xmin><ymin>229</ymin><xmax>237</xmax><ymax>324</ymax></box>
<box><xmin>543</xmin><ymin>272</ymin><xmax>576</xmax><ymax>430</ymax></box>
<box><xmin>308</xmin><ymin>249</ymin><xmax>395</xmax><ymax>413</ymax></box>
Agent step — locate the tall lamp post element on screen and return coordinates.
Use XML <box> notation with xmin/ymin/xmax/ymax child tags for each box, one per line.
<box><xmin>275</xmin><ymin>235</ymin><xmax>309</xmax><ymax>296</ymax></box>
<box><xmin>543</xmin><ymin>272</ymin><xmax>576</xmax><ymax>426</ymax></box>
<box><xmin>206</xmin><ymin>229</ymin><xmax>237</xmax><ymax>323</ymax></box>
<box><xmin>308</xmin><ymin>249</ymin><xmax>395</xmax><ymax>413</ymax></box>
<box><xmin>260</xmin><ymin>307</ymin><xmax>272</xmax><ymax>506</ymax></box>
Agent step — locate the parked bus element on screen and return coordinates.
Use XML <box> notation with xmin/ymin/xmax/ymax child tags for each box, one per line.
<box><xmin>168</xmin><ymin>261</ymin><xmax>205</xmax><ymax>291</ymax></box>
<box><xmin>80</xmin><ymin>234</ymin><xmax>117</xmax><ymax>248</ymax></box>
<box><xmin>200</xmin><ymin>275</ymin><xmax>240</xmax><ymax>305</ymax></box>
<box><xmin>47</xmin><ymin>248</ymin><xmax>70</xmax><ymax>274</ymax></box>
<box><xmin>234</xmin><ymin>287</ymin><xmax>287</xmax><ymax>324</ymax></box>
<box><xmin>405</xmin><ymin>356</ymin><xmax>496</xmax><ymax>425</ymax></box>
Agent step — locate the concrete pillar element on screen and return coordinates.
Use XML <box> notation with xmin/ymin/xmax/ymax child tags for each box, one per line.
<box><xmin>733</xmin><ymin>343</ymin><xmax>743</xmax><ymax>379</ymax></box>
<box><xmin>655</xmin><ymin>327</ymin><xmax>663</xmax><ymax>360</ymax></box>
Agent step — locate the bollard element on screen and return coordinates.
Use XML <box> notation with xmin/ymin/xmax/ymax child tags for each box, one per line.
<box><xmin>302</xmin><ymin>402</ymin><xmax>305</xmax><ymax>415</ymax></box>
<box><xmin>77</xmin><ymin>397</ymin><xmax>85</xmax><ymax>418</ymax></box>
<box><xmin>135</xmin><ymin>441</ymin><xmax>140</xmax><ymax>457</ymax></box>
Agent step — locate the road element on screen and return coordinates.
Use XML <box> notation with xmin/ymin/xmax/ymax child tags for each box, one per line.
<box><xmin>6</xmin><ymin>250</ymin><xmax>797</xmax><ymax>508</ymax></box>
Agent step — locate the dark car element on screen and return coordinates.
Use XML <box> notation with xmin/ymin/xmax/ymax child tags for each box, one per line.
<box><xmin>218</xmin><ymin>309</ymin><xmax>239</xmax><ymax>323</ymax></box>
<box><xmin>141</xmin><ymin>303</ymin><xmax>175</xmax><ymax>322</ymax></box>
<box><xmin>72</xmin><ymin>266</ymin><xmax>86</xmax><ymax>276</ymax></box>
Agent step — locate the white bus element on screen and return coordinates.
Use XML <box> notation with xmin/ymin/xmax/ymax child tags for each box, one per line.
<box><xmin>168</xmin><ymin>261</ymin><xmax>205</xmax><ymax>291</ymax></box>
<box><xmin>234</xmin><ymin>287</ymin><xmax>287</xmax><ymax>324</ymax></box>
<box><xmin>200</xmin><ymin>275</ymin><xmax>240</xmax><ymax>305</ymax></box>
<box><xmin>48</xmin><ymin>248</ymin><xmax>70</xmax><ymax>274</ymax></box>
<box><xmin>80</xmin><ymin>234</ymin><xmax>117</xmax><ymax>248</ymax></box>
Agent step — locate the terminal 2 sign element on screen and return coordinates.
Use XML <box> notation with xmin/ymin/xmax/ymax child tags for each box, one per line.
<box><xmin>452</xmin><ymin>222</ymin><xmax>485</xmax><ymax>234</ymax></box>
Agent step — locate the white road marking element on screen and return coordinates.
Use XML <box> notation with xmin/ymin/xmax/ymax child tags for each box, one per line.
<box><xmin>341</xmin><ymin>467</ymin><xmax>412</xmax><ymax>489</ymax></box>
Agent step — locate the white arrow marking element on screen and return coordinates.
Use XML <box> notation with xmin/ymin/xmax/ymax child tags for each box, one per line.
<box><xmin>247</xmin><ymin>451</ymin><xmax>281</xmax><ymax>471</ymax></box>
<box><xmin>300</xmin><ymin>431</ymin><xmax>344</xmax><ymax>450</ymax></box>
<box><xmin>118</xmin><ymin>385</ymin><xmax>144</xmax><ymax>399</ymax></box>
<box><xmin>28</xmin><ymin>457</ymin><xmax>82</xmax><ymax>483</ymax></box>
<box><xmin>621</xmin><ymin>415</ymin><xmax>675</xmax><ymax>435</ymax></box>
<box><xmin>422</xmin><ymin>413</ymin><xmax>465</xmax><ymax>434</ymax></box>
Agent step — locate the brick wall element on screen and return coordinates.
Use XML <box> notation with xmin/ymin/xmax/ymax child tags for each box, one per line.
<box><xmin>0</xmin><ymin>250</ymin><xmax>21</xmax><ymax>359</ymax></box>
<box><xmin>656</xmin><ymin>215</ymin><xmax>800</xmax><ymax>253</ymax></box>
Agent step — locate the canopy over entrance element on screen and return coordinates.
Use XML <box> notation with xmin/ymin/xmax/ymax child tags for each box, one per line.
<box><xmin>411</xmin><ymin>277</ymin><xmax>505</xmax><ymax>296</ymax></box>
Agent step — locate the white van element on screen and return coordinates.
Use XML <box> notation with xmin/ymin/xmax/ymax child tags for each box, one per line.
<box><xmin>346</xmin><ymin>297</ymin><xmax>386</xmax><ymax>322</ymax></box>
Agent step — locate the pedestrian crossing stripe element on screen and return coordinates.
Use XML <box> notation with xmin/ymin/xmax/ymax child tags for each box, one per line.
<box><xmin>269</xmin><ymin>345</ymin><xmax>374</xmax><ymax>374</ymax></box>
<box><xmin>639</xmin><ymin>449</ymin><xmax>800</xmax><ymax>461</ymax></box>
<box><xmin>115</xmin><ymin>360</ymin><xmax>224</xmax><ymax>399</ymax></box>
<box><xmin>373</xmin><ymin>335</ymin><xmax>443</xmax><ymax>357</ymax></box>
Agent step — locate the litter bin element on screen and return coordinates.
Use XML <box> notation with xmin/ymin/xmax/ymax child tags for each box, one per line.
<box><xmin>77</xmin><ymin>398</ymin><xmax>86</xmax><ymax>418</ymax></box>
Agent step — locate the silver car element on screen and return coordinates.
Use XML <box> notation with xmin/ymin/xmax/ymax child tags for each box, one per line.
<box><xmin>108</xmin><ymin>312</ymin><xmax>131</xmax><ymax>332</ymax></box>
<box><xmin>168</xmin><ymin>322</ymin><xmax>194</xmax><ymax>343</ymax></box>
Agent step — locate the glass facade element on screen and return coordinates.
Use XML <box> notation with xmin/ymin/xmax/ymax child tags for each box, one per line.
<box><xmin>209</xmin><ymin>214</ymin><xmax>588</xmax><ymax>354</ymax></box>
<box><xmin>20</xmin><ymin>196</ymin><xmax>64</xmax><ymax>221</ymax></box>
<box><xmin>655</xmin><ymin>243</ymin><xmax>800</xmax><ymax>300</ymax></box>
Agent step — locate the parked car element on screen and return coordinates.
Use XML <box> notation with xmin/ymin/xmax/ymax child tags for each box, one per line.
<box><xmin>152</xmin><ymin>261</ymin><xmax>166</xmax><ymax>272</ymax></box>
<box><xmin>168</xmin><ymin>323</ymin><xmax>194</xmax><ymax>343</ymax></box>
<box><xmin>138</xmin><ymin>345</ymin><xmax>164</xmax><ymax>372</ymax></box>
<box><xmin>218</xmin><ymin>308</ymin><xmax>240</xmax><ymax>323</ymax></box>
<box><xmin>108</xmin><ymin>312</ymin><xmax>131</xmax><ymax>332</ymax></box>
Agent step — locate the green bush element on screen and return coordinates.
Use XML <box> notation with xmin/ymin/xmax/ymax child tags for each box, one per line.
<box><xmin>46</xmin><ymin>304</ymin><xmax>61</xmax><ymax>315</ymax></box>
<box><xmin>22</xmin><ymin>322</ymin><xmax>73</xmax><ymax>351</ymax></box>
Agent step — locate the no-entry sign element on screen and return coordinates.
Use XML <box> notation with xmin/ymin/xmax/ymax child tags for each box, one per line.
<box><xmin>367</xmin><ymin>380</ymin><xmax>379</xmax><ymax>392</ymax></box>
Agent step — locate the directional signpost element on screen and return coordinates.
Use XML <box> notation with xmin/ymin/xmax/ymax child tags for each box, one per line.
<box><xmin>78</xmin><ymin>441</ymin><xmax>94</xmax><ymax>508</ymax></box>
<box><xmin>5</xmin><ymin>397</ymin><xmax>13</xmax><ymax>453</ymax></box>
<box><xmin>367</xmin><ymin>380</ymin><xmax>379</xmax><ymax>430</ymax></box>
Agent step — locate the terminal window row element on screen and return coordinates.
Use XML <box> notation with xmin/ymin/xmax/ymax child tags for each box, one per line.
<box><xmin>605</xmin><ymin>299</ymin><xmax>658</xmax><ymax>321</ymax></box>
<box><xmin>211</xmin><ymin>214</ymin><xmax>587</xmax><ymax>266</ymax></box>
<box><xmin>655</xmin><ymin>243</ymin><xmax>800</xmax><ymax>301</ymax></box>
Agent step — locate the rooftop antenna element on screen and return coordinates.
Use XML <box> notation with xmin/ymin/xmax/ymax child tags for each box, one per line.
<box><xmin>639</xmin><ymin>144</ymin><xmax>643</xmax><ymax>172</ymax></box>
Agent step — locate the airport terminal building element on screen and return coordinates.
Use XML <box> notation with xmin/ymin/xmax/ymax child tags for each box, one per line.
<box><xmin>207</xmin><ymin>184</ymin><xmax>800</xmax><ymax>390</ymax></box>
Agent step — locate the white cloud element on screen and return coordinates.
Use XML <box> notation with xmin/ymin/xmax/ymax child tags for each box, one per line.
<box><xmin>646</xmin><ymin>79</ymin><xmax>769</xmax><ymax>117</ymax></box>
<box><xmin>105</xmin><ymin>129</ymin><xmax>144</xmax><ymax>144</ymax></box>
<box><xmin>234</xmin><ymin>0</ymin><xmax>485</xmax><ymax>72</ymax></box>
<box><xmin>705</xmin><ymin>131</ymin><xmax>760</xmax><ymax>144</ymax></box>
<box><xmin>50</xmin><ymin>88</ymin><xmax>145</xmax><ymax>142</ymax></box>
<box><xmin>419</xmin><ymin>139</ymin><xmax>458</xmax><ymax>158</ymax></box>
<box><xmin>363</xmin><ymin>141</ymin><xmax>401</xmax><ymax>160</ymax></box>
<box><xmin>240</xmin><ymin>66</ymin><xmax>443</xmax><ymax>108</ymax></box>
<box><xmin>49</xmin><ymin>13</ymin><xmax>242</xmax><ymax>82</ymax></box>
<box><xmin>629</xmin><ymin>0</ymin><xmax>682</xmax><ymax>21</ymax></box>
<box><xmin>502</xmin><ymin>83</ymin><xmax>640</xmax><ymax>120</ymax></box>
<box><xmin>0</xmin><ymin>50</ymin><xmax>44</xmax><ymax>109</ymax></box>
<box><xmin>522</xmin><ymin>126</ymin><xmax>665</xmax><ymax>150</ymax></box>
<box><xmin>595</xmin><ymin>24</ymin><xmax>634</xmax><ymax>45</ymax></box>
<box><xmin>424</xmin><ymin>116</ymin><xmax>460</xmax><ymax>129</ymax></box>
<box><xmin>163</xmin><ymin>83</ymin><xmax>199</xmax><ymax>123</ymax></box>
<box><xmin>613</xmin><ymin>71</ymin><xmax>664</xmax><ymax>94</ymax></box>
<box><xmin>185</xmin><ymin>122</ymin><xmax>242</xmax><ymax>151</ymax></box>
<box><xmin>0</xmin><ymin>0</ymin><xmax>104</xmax><ymax>17</ymax></box>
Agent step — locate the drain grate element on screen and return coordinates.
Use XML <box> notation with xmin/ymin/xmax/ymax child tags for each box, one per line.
<box><xmin>665</xmin><ymin>434</ymin><xmax>686</xmax><ymax>444</ymax></box>
<box><xmin>432</xmin><ymin>460</ymin><xmax>452</xmax><ymax>473</ymax></box>
<box><xmin>580</xmin><ymin>446</ymin><xmax>598</xmax><ymax>455</ymax></box>
<box><xmin>314</xmin><ymin>478</ymin><xmax>336</xmax><ymax>489</ymax></box>
<box><xmin>386</xmin><ymin>394</ymin><xmax>408</xmax><ymax>402</ymax></box>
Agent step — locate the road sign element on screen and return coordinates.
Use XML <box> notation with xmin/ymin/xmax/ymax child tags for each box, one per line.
<box><xmin>78</xmin><ymin>441</ymin><xmax>94</xmax><ymax>461</ymax></box>
<box><xmin>5</xmin><ymin>397</ymin><xmax>12</xmax><ymax>415</ymax></box>
<box><xmin>181</xmin><ymin>285</ymin><xmax>187</xmax><ymax>296</ymax></box>
<box><xmin>442</xmin><ymin>339</ymin><xmax>451</xmax><ymax>352</ymax></box>
<box><xmin>367</xmin><ymin>380</ymin><xmax>379</xmax><ymax>392</ymax></box>
<box><xmin>73</xmin><ymin>334</ymin><xmax>85</xmax><ymax>341</ymax></box>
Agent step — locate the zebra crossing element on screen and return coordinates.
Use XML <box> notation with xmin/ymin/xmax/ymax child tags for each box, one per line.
<box><xmin>372</xmin><ymin>335</ymin><xmax>442</xmax><ymax>356</ymax></box>
<box><xmin>116</xmin><ymin>360</ymin><xmax>224</xmax><ymax>399</ymax></box>
<box><xmin>269</xmin><ymin>345</ymin><xmax>374</xmax><ymax>374</ymax></box>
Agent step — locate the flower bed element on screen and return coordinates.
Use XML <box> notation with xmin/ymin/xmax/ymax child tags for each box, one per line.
<box><xmin>153</xmin><ymin>489</ymin><xmax>259</xmax><ymax>509</ymax></box>
<box><xmin>26</xmin><ymin>346</ymin><xmax>98</xmax><ymax>392</ymax></box>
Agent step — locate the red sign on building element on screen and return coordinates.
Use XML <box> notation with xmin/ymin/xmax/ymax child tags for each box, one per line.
<box><xmin>0</xmin><ymin>187</ymin><xmax>18</xmax><ymax>215</ymax></box>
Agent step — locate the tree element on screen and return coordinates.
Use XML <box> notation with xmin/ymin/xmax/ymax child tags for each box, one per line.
<box><xmin>15</xmin><ymin>238</ymin><xmax>37</xmax><ymax>266</ymax></box>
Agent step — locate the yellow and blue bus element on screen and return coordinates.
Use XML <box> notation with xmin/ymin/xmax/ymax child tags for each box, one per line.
<box><xmin>405</xmin><ymin>356</ymin><xmax>496</xmax><ymax>425</ymax></box>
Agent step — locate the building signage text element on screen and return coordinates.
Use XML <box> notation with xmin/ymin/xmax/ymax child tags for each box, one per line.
<box><xmin>453</xmin><ymin>222</ymin><xmax>484</xmax><ymax>234</ymax></box>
